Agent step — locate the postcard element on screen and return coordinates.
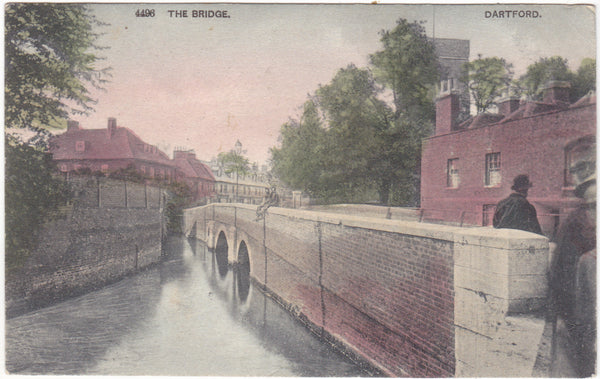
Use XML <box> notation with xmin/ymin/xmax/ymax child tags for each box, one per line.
<box><xmin>4</xmin><ymin>2</ymin><xmax>596</xmax><ymax>377</ymax></box>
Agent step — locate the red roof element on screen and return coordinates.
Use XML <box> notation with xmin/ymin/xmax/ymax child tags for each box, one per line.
<box><xmin>51</xmin><ymin>125</ymin><xmax>174</xmax><ymax>167</ymax></box>
<box><xmin>173</xmin><ymin>154</ymin><xmax>215</xmax><ymax>181</ymax></box>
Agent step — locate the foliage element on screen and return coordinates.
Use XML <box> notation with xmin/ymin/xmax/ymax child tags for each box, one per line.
<box><xmin>516</xmin><ymin>56</ymin><xmax>573</xmax><ymax>101</ymax></box>
<box><xmin>108</xmin><ymin>164</ymin><xmax>146</xmax><ymax>183</ymax></box>
<box><xmin>572</xmin><ymin>58</ymin><xmax>596</xmax><ymax>101</ymax></box>
<box><xmin>217</xmin><ymin>148</ymin><xmax>251</xmax><ymax>202</ymax></box>
<box><xmin>5</xmin><ymin>135</ymin><xmax>72</xmax><ymax>270</ymax></box>
<box><xmin>217</xmin><ymin>150</ymin><xmax>251</xmax><ymax>178</ymax></box>
<box><xmin>315</xmin><ymin>65</ymin><xmax>393</xmax><ymax>203</ymax></box>
<box><xmin>5</xmin><ymin>3</ymin><xmax>110</xmax><ymax>132</ymax></box>
<box><xmin>516</xmin><ymin>57</ymin><xmax>596</xmax><ymax>103</ymax></box>
<box><xmin>72</xmin><ymin>166</ymin><xmax>105</xmax><ymax>177</ymax></box>
<box><xmin>370</xmin><ymin>19</ymin><xmax>438</xmax><ymax>118</ymax></box>
<box><xmin>270</xmin><ymin>99</ymin><xmax>325</xmax><ymax>195</ymax></box>
<box><xmin>272</xmin><ymin>19</ymin><xmax>439</xmax><ymax>206</ymax></box>
<box><xmin>165</xmin><ymin>181</ymin><xmax>193</xmax><ymax>234</ymax></box>
<box><xmin>460</xmin><ymin>55</ymin><xmax>513</xmax><ymax>113</ymax></box>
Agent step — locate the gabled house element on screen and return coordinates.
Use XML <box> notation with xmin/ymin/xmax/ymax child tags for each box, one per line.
<box><xmin>51</xmin><ymin>118</ymin><xmax>176</xmax><ymax>182</ymax></box>
<box><xmin>172</xmin><ymin>149</ymin><xmax>215</xmax><ymax>204</ymax></box>
<box><xmin>421</xmin><ymin>80</ymin><xmax>596</xmax><ymax>237</ymax></box>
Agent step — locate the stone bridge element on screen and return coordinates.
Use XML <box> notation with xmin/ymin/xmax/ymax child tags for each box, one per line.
<box><xmin>183</xmin><ymin>203</ymin><xmax>549</xmax><ymax>377</ymax></box>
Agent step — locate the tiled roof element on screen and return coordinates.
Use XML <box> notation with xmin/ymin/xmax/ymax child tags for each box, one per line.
<box><xmin>51</xmin><ymin>126</ymin><xmax>174</xmax><ymax>167</ymax></box>
<box><xmin>173</xmin><ymin>155</ymin><xmax>215</xmax><ymax>181</ymax></box>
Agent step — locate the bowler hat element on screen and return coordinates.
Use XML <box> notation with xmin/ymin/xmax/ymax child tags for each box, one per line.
<box><xmin>511</xmin><ymin>174</ymin><xmax>533</xmax><ymax>191</ymax></box>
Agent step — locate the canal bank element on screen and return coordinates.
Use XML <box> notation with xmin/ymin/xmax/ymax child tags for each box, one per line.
<box><xmin>5</xmin><ymin>178</ymin><xmax>166</xmax><ymax>318</ymax></box>
<box><xmin>6</xmin><ymin>236</ymin><xmax>373</xmax><ymax>376</ymax></box>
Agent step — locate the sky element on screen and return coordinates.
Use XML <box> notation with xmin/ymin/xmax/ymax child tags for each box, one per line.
<box><xmin>74</xmin><ymin>3</ymin><xmax>596</xmax><ymax>164</ymax></box>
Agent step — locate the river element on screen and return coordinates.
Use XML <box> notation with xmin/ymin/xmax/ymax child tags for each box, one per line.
<box><xmin>5</xmin><ymin>236</ymin><xmax>373</xmax><ymax>376</ymax></box>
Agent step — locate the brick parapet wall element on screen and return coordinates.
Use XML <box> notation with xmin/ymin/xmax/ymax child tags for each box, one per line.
<box><xmin>185</xmin><ymin>204</ymin><xmax>549</xmax><ymax>377</ymax></box>
<box><xmin>5</xmin><ymin>180</ymin><xmax>166</xmax><ymax>318</ymax></box>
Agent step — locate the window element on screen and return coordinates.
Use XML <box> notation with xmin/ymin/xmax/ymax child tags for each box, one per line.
<box><xmin>485</xmin><ymin>153</ymin><xmax>501</xmax><ymax>186</ymax></box>
<box><xmin>75</xmin><ymin>140</ymin><xmax>85</xmax><ymax>152</ymax></box>
<box><xmin>100</xmin><ymin>164</ymin><xmax>109</xmax><ymax>173</ymax></box>
<box><xmin>447</xmin><ymin>158</ymin><xmax>459</xmax><ymax>188</ymax></box>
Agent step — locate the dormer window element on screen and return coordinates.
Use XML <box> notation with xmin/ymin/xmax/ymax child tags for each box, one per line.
<box><xmin>75</xmin><ymin>140</ymin><xmax>86</xmax><ymax>152</ymax></box>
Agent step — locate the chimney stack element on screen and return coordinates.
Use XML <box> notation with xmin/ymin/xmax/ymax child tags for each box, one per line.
<box><xmin>67</xmin><ymin>120</ymin><xmax>80</xmax><ymax>131</ymax></box>
<box><xmin>543</xmin><ymin>81</ymin><xmax>571</xmax><ymax>104</ymax></box>
<box><xmin>497</xmin><ymin>96</ymin><xmax>520</xmax><ymax>116</ymax></box>
<box><xmin>435</xmin><ymin>79</ymin><xmax>461</xmax><ymax>135</ymax></box>
<box><xmin>107</xmin><ymin>117</ymin><xmax>117</xmax><ymax>137</ymax></box>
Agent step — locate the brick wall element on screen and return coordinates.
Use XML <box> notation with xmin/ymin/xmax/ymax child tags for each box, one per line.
<box><xmin>190</xmin><ymin>205</ymin><xmax>458</xmax><ymax>376</ymax></box>
<box><xmin>6</xmin><ymin>178</ymin><xmax>166</xmax><ymax>318</ymax></box>
<box><xmin>187</xmin><ymin>204</ymin><xmax>549</xmax><ymax>377</ymax></box>
<box><xmin>421</xmin><ymin>102</ymin><xmax>595</xmax><ymax>233</ymax></box>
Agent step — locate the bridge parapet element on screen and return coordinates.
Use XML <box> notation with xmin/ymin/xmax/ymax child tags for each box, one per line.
<box><xmin>184</xmin><ymin>204</ymin><xmax>549</xmax><ymax>377</ymax></box>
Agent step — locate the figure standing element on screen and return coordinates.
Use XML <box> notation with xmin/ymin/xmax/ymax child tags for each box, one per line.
<box><xmin>493</xmin><ymin>174</ymin><xmax>543</xmax><ymax>235</ymax></box>
<box><xmin>550</xmin><ymin>168</ymin><xmax>596</xmax><ymax>377</ymax></box>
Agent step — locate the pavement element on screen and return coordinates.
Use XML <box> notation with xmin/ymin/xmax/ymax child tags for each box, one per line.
<box><xmin>533</xmin><ymin>316</ymin><xmax>590</xmax><ymax>377</ymax></box>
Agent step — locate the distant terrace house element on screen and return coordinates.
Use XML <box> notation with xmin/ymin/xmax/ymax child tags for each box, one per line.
<box><xmin>211</xmin><ymin>173</ymin><xmax>269</xmax><ymax>205</ymax></box>
<box><xmin>172</xmin><ymin>149</ymin><xmax>216</xmax><ymax>205</ymax></box>
<box><xmin>208</xmin><ymin>162</ymin><xmax>269</xmax><ymax>205</ymax></box>
<box><xmin>421</xmin><ymin>80</ymin><xmax>596</xmax><ymax>237</ymax></box>
<box><xmin>51</xmin><ymin>118</ymin><xmax>176</xmax><ymax>182</ymax></box>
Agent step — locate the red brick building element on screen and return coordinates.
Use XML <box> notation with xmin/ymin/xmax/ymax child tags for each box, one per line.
<box><xmin>421</xmin><ymin>81</ymin><xmax>596</xmax><ymax>237</ymax></box>
<box><xmin>172</xmin><ymin>149</ymin><xmax>215</xmax><ymax>204</ymax></box>
<box><xmin>51</xmin><ymin>118</ymin><xmax>176</xmax><ymax>182</ymax></box>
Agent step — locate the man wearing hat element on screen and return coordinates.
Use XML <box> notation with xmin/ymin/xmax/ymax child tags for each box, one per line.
<box><xmin>549</xmin><ymin>162</ymin><xmax>596</xmax><ymax>377</ymax></box>
<box><xmin>492</xmin><ymin>174</ymin><xmax>543</xmax><ymax>235</ymax></box>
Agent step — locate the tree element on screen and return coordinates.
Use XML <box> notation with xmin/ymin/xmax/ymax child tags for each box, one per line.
<box><xmin>218</xmin><ymin>148</ymin><xmax>250</xmax><ymax>203</ymax></box>
<box><xmin>5</xmin><ymin>135</ymin><xmax>72</xmax><ymax>270</ymax></box>
<box><xmin>571</xmin><ymin>58</ymin><xmax>596</xmax><ymax>102</ymax></box>
<box><xmin>370</xmin><ymin>19</ymin><xmax>438</xmax><ymax>119</ymax></box>
<box><xmin>516</xmin><ymin>56</ymin><xmax>573</xmax><ymax>101</ymax></box>
<box><xmin>460</xmin><ymin>55</ymin><xmax>513</xmax><ymax>114</ymax></box>
<box><xmin>5</xmin><ymin>4</ymin><xmax>109</xmax><ymax>269</ymax></box>
<box><xmin>517</xmin><ymin>57</ymin><xmax>596</xmax><ymax>103</ymax></box>
<box><xmin>315</xmin><ymin>64</ymin><xmax>393</xmax><ymax>203</ymax></box>
<box><xmin>270</xmin><ymin>99</ymin><xmax>326</xmax><ymax>196</ymax></box>
<box><xmin>369</xmin><ymin>19</ymin><xmax>439</xmax><ymax>205</ymax></box>
<box><xmin>5</xmin><ymin>3</ymin><xmax>110</xmax><ymax>132</ymax></box>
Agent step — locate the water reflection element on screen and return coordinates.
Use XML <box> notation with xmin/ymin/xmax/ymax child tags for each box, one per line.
<box><xmin>236</xmin><ymin>241</ymin><xmax>251</xmax><ymax>303</ymax></box>
<box><xmin>6</xmin><ymin>236</ymin><xmax>372</xmax><ymax>377</ymax></box>
<box><xmin>215</xmin><ymin>231</ymin><xmax>229</xmax><ymax>278</ymax></box>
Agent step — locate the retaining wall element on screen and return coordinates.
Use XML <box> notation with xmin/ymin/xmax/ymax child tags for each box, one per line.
<box><xmin>184</xmin><ymin>204</ymin><xmax>549</xmax><ymax>377</ymax></box>
<box><xmin>6</xmin><ymin>178</ymin><xmax>166</xmax><ymax>318</ymax></box>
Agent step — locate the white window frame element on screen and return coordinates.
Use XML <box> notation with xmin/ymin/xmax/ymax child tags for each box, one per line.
<box><xmin>485</xmin><ymin>152</ymin><xmax>501</xmax><ymax>187</ymax></box>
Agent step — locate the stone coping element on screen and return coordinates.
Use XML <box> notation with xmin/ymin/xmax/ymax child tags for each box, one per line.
<box><xmin>187</xmin><ymin>204</ymin><xmax>548</xmax><ymax>248</ymax></box>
